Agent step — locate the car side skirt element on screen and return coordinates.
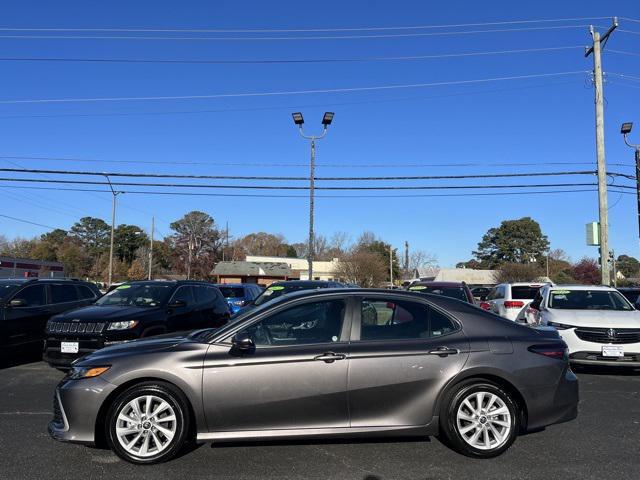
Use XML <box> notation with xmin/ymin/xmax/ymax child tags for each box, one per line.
<box><xmin>196</xmin><ymin>419</ymin><xmax>439</xmax><ymax>442</ymax></box>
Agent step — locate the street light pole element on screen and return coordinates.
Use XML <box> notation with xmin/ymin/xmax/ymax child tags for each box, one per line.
<box><xmin>292</xmin><ymin>112</ymin><xmax>334</xmax><ymax>281</ymax></box>
<box><xmin>104</xmin><ymin>175</ymin><xmax>121</xmax><ymax>287</ymax></box>
<box><xmin>621</xmin><ymin>122</ymin><xmax>640</xmax><ymax>242</ymax></box>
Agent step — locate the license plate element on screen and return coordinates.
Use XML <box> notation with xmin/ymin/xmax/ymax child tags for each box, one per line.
<box><xmin>60</xmin><ymin>341</ymin><xmax>79</xmax><ymax>354</ymax></box>
<box><xmin>602</xmin><ymin>345</ymin><xmax>624</xmax><ymax>357</ymax></box>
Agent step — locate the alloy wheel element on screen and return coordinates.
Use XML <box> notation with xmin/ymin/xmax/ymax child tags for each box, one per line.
<box><xmin>455</xmin><ymin>391</ymin><xmax>512</xmax><ymax>451</ymax></box>
<box><xmin>114</xmin><ymin>394</ymin><xmax>177</xmax><ymax>458</ymax></box>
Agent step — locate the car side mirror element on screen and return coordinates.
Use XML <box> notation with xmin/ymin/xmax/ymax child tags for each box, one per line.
<box><xmin>9</xmin><ymin>299</ymin><xmax>26</xmax><ymax>308</ymax></box>
<box><xmin>168</xmin><ymin>299</ymin><xmax>187</xmax><ymax>309</ymax></box>
<box><xmin>231</xmin><ymin>332</ymin><xmax>254</xmax><ymax>353</ymax></box>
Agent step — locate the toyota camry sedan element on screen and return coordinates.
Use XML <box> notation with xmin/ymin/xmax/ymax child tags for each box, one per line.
<box><xmin>49</xmin><ymin>288</ymin><xmax>578</xmax><ymax>464</ymax></box>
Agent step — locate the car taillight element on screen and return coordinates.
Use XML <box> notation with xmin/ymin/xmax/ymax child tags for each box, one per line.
<box><xmin>528</xmin><ymin>344</ymin><xmax>568</xmax><ymax>360</ymax></box>
<box><xmin>479</xmin><ymin>302</ymin><xmax>490</xmax><ymax>310</ymax></box>
<box><xmin>504</xmin><ymin>301</ymin><xmax>525</xmax><ymax>308</ymax></box>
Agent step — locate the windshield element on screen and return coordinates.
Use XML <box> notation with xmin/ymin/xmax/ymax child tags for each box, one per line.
<box><xmin>219</xmin><ymin>287</ymin><xmax>245</xmax><ymax>299</ymax></box>
<box><xmin>549</xmin><ymin>289</ymin><xmax>633</xmax><ymax>311</ymax></box>
<box><xmin>253</xmin><ymin>284</ymin><xmax>327</xmax><ymax>306</ymax></box>
<box><xmin>409</xmin><ymin>285</ymin><xmax>468</xmax><ymax>301</ymax></box>
<box><xmin>95</xmin><ymin>284</ymin><xmax>173</xmax><ymax>308</ymax></box>
<box><xmin>0</xmin><ymin>282</ymin><xmax>21</xmax><ymax>301</ymax></box>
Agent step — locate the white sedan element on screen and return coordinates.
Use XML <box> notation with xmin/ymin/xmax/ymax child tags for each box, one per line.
<box><xmin>529</xmin><ymin>285</ymin><xmax>640</xmax><ymax>367</ymax></box>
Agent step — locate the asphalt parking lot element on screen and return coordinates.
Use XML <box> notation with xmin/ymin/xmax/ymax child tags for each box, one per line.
<box><xmin>1</xmin><ymin>352</ymin><xmax>639</xmax><ymax>480</ymax></box>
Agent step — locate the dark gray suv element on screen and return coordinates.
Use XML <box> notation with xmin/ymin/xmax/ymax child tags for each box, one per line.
<box><xmin>49</xmin><ymin>288</ymin><xmax>578</xmax><ymax>464</ymax></box>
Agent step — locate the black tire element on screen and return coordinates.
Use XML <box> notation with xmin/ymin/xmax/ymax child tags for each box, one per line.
<box><xmin>106</xmin><ymin>381</ymin><xmax>190</xmax><ymax>464</ymax></box>
<box><xmin>439</xmin><ymin>379</ymin><xmax>519</xmax><ymax>458</ymax></box>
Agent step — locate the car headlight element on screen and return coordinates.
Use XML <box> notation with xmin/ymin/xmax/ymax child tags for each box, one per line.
<box><xmin>232</xmin><ymin>300</ymin><xmax>245</xmax><ymax>306</ymax></box>
<box><xmin>107</xmin><ymin>320</ymin><xmax>139</xmax><ymax>330</ymax></box>
<box><xmin>66</xmin><ymin>366</ymin><xmax>110</xmax><ymax>380</ymax></box>
<box><xmin>548</xmin><ymin>321</ymin><xmax>574</xmax><ymax>330</ymax></box>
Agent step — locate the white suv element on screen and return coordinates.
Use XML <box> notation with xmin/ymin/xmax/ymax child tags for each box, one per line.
<box><xmin>485</xmin><ymin>283</ymin><xmax>545</xmax><ymax>322</ymax></box>
<box><xmin>529</xmin><ymin>284</ymin><xmax>640</xmax><ymax>367</ymax></box>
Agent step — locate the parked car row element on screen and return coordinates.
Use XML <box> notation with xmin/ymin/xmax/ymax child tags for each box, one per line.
<box><xmin>1</xmin><ymin>277</ymin><xmax>352</xmax><ymax>369</ymax></box>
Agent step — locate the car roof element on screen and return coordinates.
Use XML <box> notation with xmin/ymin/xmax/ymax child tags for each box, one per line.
<box><xmin>543</xmin><ymin>284</ymin><xmax>617</xmax><ymax>291</ymax></box>
<box><xmin>0</xmin><ymin>278</ymin><xmax>91</xmax><ymax>284</ymax></box>
<box><xmin>124</xmin><ymin>280</ymin><xmax>211</xmax><ymax>286</ymax></box>
<box><xmin>270</xmin><ymin>280</ymin><xmax>341</xmax><ymax>287</ymax></box>
<box><xmin>411</xmin><ymin>281</ymin><xmax>467</xmax><ymax>288</ymax></box>
<box><xmin>214</xmin><ymin>283</ymin><xmax>249</xmax><ymax>287</ymax></box>
<box><xmin>503</xmin><ymin>282</ymin><xmax>547</xmax><ymax>287</ymax></box>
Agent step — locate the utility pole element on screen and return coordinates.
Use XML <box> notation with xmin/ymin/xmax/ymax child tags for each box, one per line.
<box><xmin>148</xmin><ymin>216</ymin><xmax>154</xmax><ymax>280</ymax></box>
<box><xmin>404</xmin><ymin>241</ymin><xmax>409</xmax><ymax>275</ymax></box>
<box><xmin>585</xmin><ymin>18</ymin><xmax>617</xmax><ymax>285</ymax></box>
<box><xmin>291</xmin><ymin>112</ymin><xmax>334</xmax><ymax>281</ymax></box>
<box><xmin>610</xmin><ymin>250</ymin><xmax>617</xmax><ymax>287</ymax></box>
<box><xmin>389</xmin><ymin>245</ymin><xmax>394</xmax><ymax>287</ymax></box>
<box><xmin>104</xmin><ymin>175</ymin><xmax>121</xmax><ymax>287</ymax></box>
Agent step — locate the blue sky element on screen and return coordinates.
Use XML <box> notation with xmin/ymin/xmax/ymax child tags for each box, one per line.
<box><xmin>0</xmin><ymin>0</ymin><xmax>639</xmax><ymax>267</ymax></box>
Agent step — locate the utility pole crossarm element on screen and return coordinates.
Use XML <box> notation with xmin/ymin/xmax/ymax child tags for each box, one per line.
<box><xmin>585</xmin><ymin>17</ymin><xmax>618</xmax><ymax>57</ymax></box>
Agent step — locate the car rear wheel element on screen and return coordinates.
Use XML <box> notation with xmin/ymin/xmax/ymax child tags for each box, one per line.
<box><xmin>106</xmin><ymin>382</ymin><xmax>190</xmax><ymax>464</ymax></box>
<box><xmin>440</xmin><ymin>380</ymin><xmax>518</xmax><ymax>458</ymax></box>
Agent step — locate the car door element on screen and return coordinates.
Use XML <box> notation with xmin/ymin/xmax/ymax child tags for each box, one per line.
<box><xmin>166</xmin><ymin>285</ymin><xmax>198</xmax><ymax>332</ymax></box>
<box><xmin>202</xmin><ymin>296</ymin><xmax>353</xmax><ymax>432</ymax></box>
<box><xmin>347</xmin><ymin>295</ymin><xmax>469</xmax><ymax>427</ymax></box>
<box><xmin>4</xmin><ymin>283</ymin><xmax>49</xmax><ymax>346</ymax></box>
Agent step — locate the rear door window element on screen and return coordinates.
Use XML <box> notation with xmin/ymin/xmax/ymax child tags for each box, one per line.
<box><xmin>195</xmin><ymin>286</ymin><xmax>218</xmax><ymax>304</ymax></box>
<box><xmin>359</xmin><ymin>298</ymin><xmax>458</xmax><ymax>341</ymax></box>
<box><xmin>171</xmin><ymin>286</ymin><xmax>195</xmax><ymax>306</ymax></box>
<box><xmin>77</xmin><ymin>285</ymin><xmax>97</xmax><ymax>300</ymax></box>
<box><xmin>51</xmin><ymin>284</ymin><xmax>79</xmax><ymax>304</ymax></box>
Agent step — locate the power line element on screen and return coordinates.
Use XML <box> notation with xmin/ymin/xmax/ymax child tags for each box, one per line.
<box><xmin>608</xmin><ymin>72</ymin><xmax>640</xmax><ymax>82</ymax></box>
<box><xmin>0</xmin><ymin>25</ymin><xmax>599</xmax><ymax>42</ymax></box>
<box><xmin>0</xmin><ymin>183</ymin><xmax>619</xmax><ymax>198</ymax></box>
<box><xmin>0</xmin><ymin>71</ymin><xmax>587</xmax><ymax>105</ymax></box>
<box><xmin>0</xmin><ymin>17</ymin><xmax>610</xmax><ymax>33</ymax></box>
<box><xmin>0</xmin><ymin>155</ymin><xmax>602</xmax><ymax>168</ymax></box>
<box><xmin>0</xmin><ymin>176</ymin><xmax>604</xmax><ymax>190</ymax></box>
<box><xmin>0</xmin><ymin>167</ymin><xmax>597</xmax><ymax>181</ymax></box>
<box><xmin>0</xmin><ymin>78</ymin><xmax>581</xmax><ymax>119</ymax></box>
<box><xmin>618</xmin><ymin>29</ymin><xmax>640</xmax><ymax>36</ymax></box>
<box><xmin>0</xmin><ymin>46</ymin><xmax>583</xmax><ymax>65</ymax></box>
<box><xmin>0</xmin><ymin>213</ymin><xmax>57</xmax><ymax>230</ymax></box>
<box><xmin>609</xmin><ymin>49</ymin><xmax>640</xmax><ymax>57</ymax></box>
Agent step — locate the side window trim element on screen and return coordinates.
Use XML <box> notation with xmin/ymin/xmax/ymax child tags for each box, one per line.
<box><xmin>352</xmin><ymin>295</ymin><xmax>461</xmax><ymax>343</ymax></box>
<box><xmin>219</xmin><ymin>295</ymin><xmax>355</xmax><ymax>346</ymax></box>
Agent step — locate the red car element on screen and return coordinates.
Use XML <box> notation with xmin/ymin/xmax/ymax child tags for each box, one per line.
<box><xmin>407</xmin><ymin>281</ymin><xmax>475</xmax><ymax>304</ymax></box>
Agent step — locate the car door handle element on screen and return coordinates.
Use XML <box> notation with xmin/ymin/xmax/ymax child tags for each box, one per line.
<box><xmin>427</xmin><ymin>346</ymin><xmax>459</xmax><ymax>356</ymax></box>
<box><xmin>313</xmin><ymin>352</ymin><xmax>346</xmax><ymax>363</ymax></box>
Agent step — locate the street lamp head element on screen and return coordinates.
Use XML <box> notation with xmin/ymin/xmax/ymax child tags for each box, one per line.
<box><xmin>322</xmin><ymin>112</ymin><xmax>334</xmax><ymax>126</ymax></box>
<box><xmin>292</xmin><ymin>112</ymin><xmax>304</xmax><ymax>126</ymax></box>
<box><xmin>621</xmin><ymin>122</ymin><xmax>633</xmax><ymax>135</ymax></box>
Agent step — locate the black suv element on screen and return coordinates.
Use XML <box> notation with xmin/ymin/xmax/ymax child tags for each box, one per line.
<box><xmin>43</xmin><ymin>280</ymin><xmax>230</xmax><ymax>368</ymax></box>
<box><xmin>0</xmin><ymin>278</ymin><xmax>101</xmax><ymax>353</ymax></box>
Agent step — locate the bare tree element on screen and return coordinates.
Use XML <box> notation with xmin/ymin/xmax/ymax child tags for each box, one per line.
<box><xmin>334</xmin><ymin>251</ymin><xmax>388</xmax><ymax>287</ymax></box>
<box><xmin>407</xmin><ymin>249</ymin><xmax>438</xmax><ymax>277</ymax></box>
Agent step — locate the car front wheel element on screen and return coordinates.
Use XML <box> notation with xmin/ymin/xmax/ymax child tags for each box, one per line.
<box><xmin>440</xmin><ymin>380</ymin><xmax>519</xmax><ymax>458</ymax></box>
<box><xmin>106</xmin><ymin>381</ymin><xmax>190</xmax><ymax>464</ymax></box>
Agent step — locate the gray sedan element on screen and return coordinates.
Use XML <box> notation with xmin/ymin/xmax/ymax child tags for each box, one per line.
<box><xmin>49</xmin><ymin>288</ymin><xmax>578</xmax><ymax>464</ymax></box>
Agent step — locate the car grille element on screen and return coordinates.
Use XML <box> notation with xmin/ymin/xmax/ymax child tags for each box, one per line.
<box><xmin>574</xmin><ymin>327</ymin><xmax>640</xmax><ymax>345</ymax></box>
<box><xmin>47</xmin><ymin>321</ymin><xmax>105</xmax><ymax>335</ymax></box>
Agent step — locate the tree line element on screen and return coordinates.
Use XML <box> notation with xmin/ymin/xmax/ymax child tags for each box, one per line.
<box><xmin>456</xmin><ymin>217</ymin><xmax>640</xmax><ymax>285</ymax></box>
<box><xmin>0</xmin><ymin>210</ymin><xmax>437</xmax><ymax>285</ymax></box>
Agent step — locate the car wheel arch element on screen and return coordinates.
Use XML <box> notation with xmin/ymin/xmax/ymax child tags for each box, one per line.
<box><xmin>94</xmin><ymin>377</ymin><xmax>197</xmax><ymax>448</ymax></box>
<box><xmin>434</xmin><ymin>370</ymin><xmax>529</xmax><ymax>433</ymax></box>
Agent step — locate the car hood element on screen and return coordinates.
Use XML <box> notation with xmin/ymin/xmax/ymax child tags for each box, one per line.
<box><xmin>76</xmin><ymin>331</ymin><xmax>197</xmax><ymax>364</ymax></box>
<box><xmin>546</xmin><ymin>309</ymin><xmax>640</xmax><ymax>328</ymax></box>
<box><xmin>51</xmin><ymin>304</ymin><xmax>162</xmax><ymax>322</ymax></box>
